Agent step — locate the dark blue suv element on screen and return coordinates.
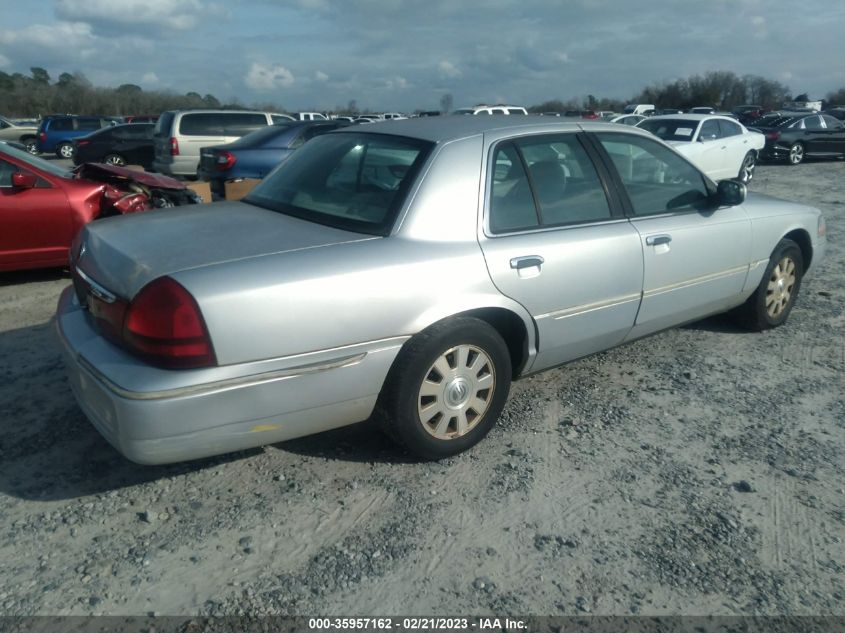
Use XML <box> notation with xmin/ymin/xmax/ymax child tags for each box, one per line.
<box><xmin>37</xmin><ymin>115</ymin><xmax>119</xmax><ymax>158</ymax></box>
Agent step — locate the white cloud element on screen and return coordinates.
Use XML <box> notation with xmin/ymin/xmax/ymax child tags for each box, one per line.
<box><xmin>0</xmin><ymin>53</ymin><xmax>9</xmax><ymax>68</ymax></box>
<box><xmin>554</xmin><ymin>51</ymin><xmax>570</xmax><ymax>63</ymax></box>
<box><xmin>385</xmin><ymin>76</ymin><xmax>409</xmax><ymax>90</ymax></box>
<box><xmin>0</xmin><ymin>21</ymin><xmax>96</xmax><ymax>50</ymax></box>
<box><xmin>315</xmin><ymin>70</ymin><xmax>329</xmax><ymax>82</ymax></box>
<box><xmin>55</xmin><ymin>0</ymin><xmax>203</xmax><ymax>30</ymax></box>
<box><xmin>245</xmin><ymin>62</ymin><xmax>295</xmax><ymax>91</ymax></box>
<box><xmin>142</xmin><ymin>71</ymin><xmax>159</xmax><ymax>84</ymax></box>
<box><xmin>438</xmin><ymin>60</ymin><xmax>461</xmax><ymax>78</ymax></box>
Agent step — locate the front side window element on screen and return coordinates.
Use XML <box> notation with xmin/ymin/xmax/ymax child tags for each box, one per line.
<box><xmin>822</xmin><ymin>115</ymin><xmax>844</xmax><ymax>129</ymax></box>
<box><xmin>222</xmin><ymin>113</ymin><xmax>268</xmax><ymax>136</ymax></box>
<box><xmin>246</xmin><ymin>132</ymin><xmax>431</xmax><ymax>235</ymax></box>
<box><xmin>596</xmin><ymin>132</ymin><xmax>711</xmax><ymax>216</ymax></box>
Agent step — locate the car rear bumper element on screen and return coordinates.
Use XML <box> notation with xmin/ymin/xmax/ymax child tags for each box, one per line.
<box><xmin>56</xmin><ymin>286</ymin><xmax>404</xmax><ymax>464</ymax></box>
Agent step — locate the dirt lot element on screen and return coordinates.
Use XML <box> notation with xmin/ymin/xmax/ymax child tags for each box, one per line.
<box><xmin>0</xmin><ymin>162</ymin><xmax>842</xmax><ymax>618</ymax></box>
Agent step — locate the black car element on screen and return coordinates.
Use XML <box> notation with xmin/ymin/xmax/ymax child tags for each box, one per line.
<box><xmin>197</xmin><ymin>120</ymin><xmax>350</xmax><ymax>198</ymax></box>
<box><xmin>751</xmin><ymin>113</ymin><xmax>845</xmax><ymax>165</ymax></box>
<box><xmin>71</xmin><ymin>123</ymin><xmax>155</xmax><ymax>168</ymax></box>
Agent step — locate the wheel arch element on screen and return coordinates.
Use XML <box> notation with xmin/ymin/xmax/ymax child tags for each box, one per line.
<box><xmin>783</xmin><ymin>228</ymin><xmax>813</xmax><ymax>272</ymax></box>
<box><xmin>405</xmin><ymin>302</ymin><xmax>536</xmax><ymax>378</ymax></box>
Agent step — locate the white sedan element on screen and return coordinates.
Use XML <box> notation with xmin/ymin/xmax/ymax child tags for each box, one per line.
<box><xmin>637</xmin><ymin>114</ymin><xmax>765</xmax><ymax>183</ymax></box>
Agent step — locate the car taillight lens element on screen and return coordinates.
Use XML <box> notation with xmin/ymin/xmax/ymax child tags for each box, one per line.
<box><xmin>216</xmin><ymin>150</ymin><xmax>236</xmax><ymax>171</ymax></box>
<box><xmin>122</xmin><ymin>277</ymin><xmax>215</xmax><ymax>369</ymax></box>
<box><xmin>77</xmin><ymin>140</ymin><xmax>90</xmax><ymax>146</ymax></box>
<box><xmin>766</xmin><ymin>131</ymin><xmax>780</xmax><ymax>141</ymax></box>
<box><xmin>169</xmin><ymin>137</ymin><xmax>179</xmax><ymax>156</ymax></box>
<box><xmin>39</xmin><ymin>132</ymin><xmax>47</xmax><ymax>142</ymax></box>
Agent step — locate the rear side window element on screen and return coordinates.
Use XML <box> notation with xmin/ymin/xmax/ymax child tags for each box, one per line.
<box><xmin>76</xmin><ymin>118</ymin><xmax>104</xmax><ymax>130</ymax></box>
<box><xmin>179</xmin><ymin>113</ymin><xmax>226</xmax><ymax>136</ymax></box>
<box><xmin>246</xmin><ymin>133</ymin><xmax>432</xmax><ymax>235</ymax></box>
<box><xmin>596</xmin><ymin>132</ymin><xmax>710</xmax><ymax>216</ymax></box>
<box><xmin>50</xmin><ymin>118</ymin><xmax>73</xmax><ymax>132</ymax></box>
<box><xmin>222</xmin><ymin>113</ymin><xmax>269</xmax><ymax>136</ymax></box>
<box><xmin>489</xmin><ymin>135</ymin><xmax>612</xmax><ymax>233</ymax></box>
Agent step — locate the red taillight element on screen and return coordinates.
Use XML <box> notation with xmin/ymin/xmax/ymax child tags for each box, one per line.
<box><xmin>122</xmin><ymin>277</ymin><xmax>215</xmax><ymax>369</ymax></box>
<box><xmin>39</xmin><ymin>132</ymin><xmax>47</xmax><ymax>142</ymax></box>
<box><xmin>766</xmin><ymin>131</ymin><xmax>780</xmax><ymax>141</ymax></box>
<box><xmin>77</xmin><ymin>140</ymin><xmax>90</xmax><ymax>146</ymax></box>
<box><xmin>215</xmin><ymin>150</ymin><xmax>236</xmax><ymax>171</ymax></box>
<box><xmin>169</xmin><ymin>137</ymin><xmax>179</xmax><ymax>156</ymax></box>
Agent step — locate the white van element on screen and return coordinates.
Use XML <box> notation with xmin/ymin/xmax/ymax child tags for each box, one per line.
<box><xmin>623</xmin><ymin>104</ymin><xmax>655</xmax><ymax>116</ymax></box>
<box><xmin>152</xmin><ymin>110</ymin><xmax>295</xmax><ymax>177</ymax></box>
<box><xmin>297</xmin><ymin>112</ymin><xmax>328</xmax><ymax>121</ymax></box>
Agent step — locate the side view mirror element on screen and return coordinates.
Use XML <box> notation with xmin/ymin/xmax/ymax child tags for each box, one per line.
<box><xmin>716</xmin><ymin>179</ymin><xmax>746</xmax><ymax>206</ymax></box>
<box><xmin>11</xmin><ymin>172</ymin><xmax>37</xmax><ymax>189</ymax></box>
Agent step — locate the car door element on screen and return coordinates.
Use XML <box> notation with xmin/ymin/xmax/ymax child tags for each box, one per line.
<box><xmin>590</xmin><ymin>131</ymin><xmax>752</xmax><ymax>339</ymax></box>
<box><xmin>0</xmin><ymin>158</ymin><xmax>72</xmax><ymax>269</ymax></box>
<box><xmin>116</xmin><ymin>125</ymin><xmax>154</xmax><ymax>166</ymax></box>
<box><xmin>695</xmin><ymin>118</ymin><xmax>729</xmax><ymax>179</ymax></box>
<box><xmin>717</xmin><ymin>118</ymin><xmax>751</xmax><ymax>174</ymax></box>
<box><xmin>821</xmin><ymin>115</ymin><xmax>845</xmax><ymax>154</ymax></box>
<box><xmin>478</xmin><ymin>132</ymin><xmax>643</xmax><ymax>371</ymax></box>
<box><xmin>800</xmin><ymin>115</ymin><xmax>826</xmax><ymax>153</ymax></box>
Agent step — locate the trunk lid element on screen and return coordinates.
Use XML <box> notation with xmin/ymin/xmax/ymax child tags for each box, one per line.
<box><xmin>75</xmin><ymin>201</ymin><xmax>376</xmax><ymax>298</ymax></box>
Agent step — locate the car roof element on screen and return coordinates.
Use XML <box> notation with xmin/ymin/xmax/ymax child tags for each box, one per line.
<box><xmin>332</xmin><ymin>115</ymin><xmax>630</xmax><ymax>143</ymax></box>
<box><xmin>643</xmin><ymin>114</ymin><xmax>737</xmax><ymax>122</ymax></box>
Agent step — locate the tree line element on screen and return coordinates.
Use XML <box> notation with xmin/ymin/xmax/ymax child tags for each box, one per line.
<box><xmin>1</xmin><ymin>67</ymin><xmax>843</xmax><ymax>119</ymax></box>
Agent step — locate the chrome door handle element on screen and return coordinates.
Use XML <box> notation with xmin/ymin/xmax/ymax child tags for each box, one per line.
<box><xmin>510</xmin><ymin>255</ymin><xmax>545</xmax><ymax>270</ymax></box>
<box><xmin>646</xmin><ymin>234</ymin><xmax>672</xmax><ymax>246</ymax></box>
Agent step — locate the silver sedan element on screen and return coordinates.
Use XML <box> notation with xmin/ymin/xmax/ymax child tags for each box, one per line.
<box><xmin>57</xmin><ymin>117</ymin><xmax>827</xmax><ymax>464</ymax></box>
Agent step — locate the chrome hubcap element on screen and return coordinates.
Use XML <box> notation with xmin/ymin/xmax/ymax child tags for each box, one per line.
<box><xmin>741</xmin><ymin>154</ymin><xmax>755</xmax><ymax>182</ymax></box>
<box><xmin>417</xmin><ymin>344</ymin><xmax>495</xmax><ymax>440</ymax></box>
<box><xmin>766</xmin><ymin>256</ymin><xmax>796</xmax><ymax>318</ymax></box>
<box><xmin>60</xmin><ymin>145</ymin><xmax>73</xmax><ymax>158</ymax></box>
<box><xmin>790</xmin><ymin>145</ymin><xmax>803</xmax><ymax>163</ymax></box>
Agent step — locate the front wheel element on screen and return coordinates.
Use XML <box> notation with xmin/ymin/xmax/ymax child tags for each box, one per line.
<box><xmin>374</xmin><ymin>317</ymin><xmax>512</xmax><ymax>460</ymax></box>
<box><xmin>734</xmin><ymin>239</ymin><xmax>803</xmax><ymax>330</ymax></box>
<box><xmin>788</xmin><ymin>142</ymin><xmax>804</xmax><ymax>165</ymax></box>
<box><xmin>103</xmin><ymin>154</ymin><xmax>126</xmax><ymax>166</ymax></box>
<box><xmin>738</xmin><ymin>151</ymin><xmax>756</xmax><ymax>183</ymax></box>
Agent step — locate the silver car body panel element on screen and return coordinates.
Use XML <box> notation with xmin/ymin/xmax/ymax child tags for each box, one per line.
<box><xmin>59</xmin><ymin>117</ymin><xmax>826</xmax><ymax>463</ymax></box>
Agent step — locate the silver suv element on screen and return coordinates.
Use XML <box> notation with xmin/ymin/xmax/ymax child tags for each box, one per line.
<box><xmin>152</xmin><ymin>110</ymin><xmax>295</xmax><ymax>177</ymax></box>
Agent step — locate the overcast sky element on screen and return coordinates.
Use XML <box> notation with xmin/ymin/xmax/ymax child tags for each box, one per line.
<box><xmin>1</xmin><ymin>0</ymin><xmax>843</xmax><ymax>111</ymax></box>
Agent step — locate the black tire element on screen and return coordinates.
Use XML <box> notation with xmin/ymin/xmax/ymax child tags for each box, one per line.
<box><xmin>738</xmin><ymin>151</ymin><xmax>756</xmax><ymax>183</ymax></box>
<box><xmin>788</xmin><ymin>142</ymin><xmax>804</xmax><ymax>165</ymax></box>
<box><xmin>374</xmin><ymin>316</ymin><xmax>512</xmax><ymax>460</ymax></box>
<box><xmin>734</xmin><ymin>239</ymin><xmax>803</xmax><ymax>330</ymax></box>
<box><xmin>21</xmin><ymin>137</ymin><xmax>38</xmax><ymax>155</ymax></box>
<box><xmin>56</xmin><ymin>142</ymin><xmax>74</xmax><ymax>159</ymax></box>
<box><xmin>103</xmin><ymin>154</ymin><xmax>126</xmax><ymax>166</ymax></box>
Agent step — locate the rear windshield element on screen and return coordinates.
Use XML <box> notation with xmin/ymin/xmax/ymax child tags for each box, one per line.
<box><xmin>245</xmin><ymin>132</ymin><xmax>433</xmax><ymax>235</ymax></box>
<box><xmin>638</xmin><ymin>118</ymin><xmax>702</xmax><ymax>141</ymax></box>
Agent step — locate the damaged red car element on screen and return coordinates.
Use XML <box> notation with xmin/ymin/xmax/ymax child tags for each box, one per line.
<box><xmin>0</xmin><ymin>143</ymin><xmax>199</xmax><ymax>272</ymax></box>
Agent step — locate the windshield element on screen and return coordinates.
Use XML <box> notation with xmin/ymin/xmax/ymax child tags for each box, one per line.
<box><xmin>0</xmin><ymin>142</ymin><xmax>72</xmax><ymax>178</ymax></box>
<box><xmin>637</xmin><ymin>118</ymin><xmax>701</xmax><ymax>141</ymax></box>
<box><xmin>245</xmin><ymin>132</ymin><xmax>433</xmax><ymax>235</ymax></box>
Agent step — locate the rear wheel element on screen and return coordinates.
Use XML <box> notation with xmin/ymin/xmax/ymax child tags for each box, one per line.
<box><xmin>788</xmin><ymin>142</ymin><xmax>804</xmax><ymax>165</ymax></box>
<box><xmin>103</xmin><ymin>154</ymin><xmax>126</xmax><ymax>166</ymax></box>
<box><xmin>57</xmin><ymin>142</ymin><xmax>74</xmax><ymax>159</ymax></box>
<box><xmin>374</xmin><ymin>317</ymin><xmax>512</xmax><ymax>460</ymax></box>
<box><xmin>738</xmin><ymin>151</ymin><xmax>756</xmax><ymax>183</ymax></box>
<box><xmin>734</xmin><ymin>239</ymin><xmax>803</xmax><ymax>330</ymax></box>
<box><xmin>22</xmin><ymin>137</ymin><xmax>38</xmax><ymax>155</ymax></box>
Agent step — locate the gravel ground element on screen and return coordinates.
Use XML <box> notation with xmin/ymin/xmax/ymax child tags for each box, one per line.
<box><xmin>0</xmin><ymin>162</ymin><xmax>842</xmax><ymax>617</ymax></box>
